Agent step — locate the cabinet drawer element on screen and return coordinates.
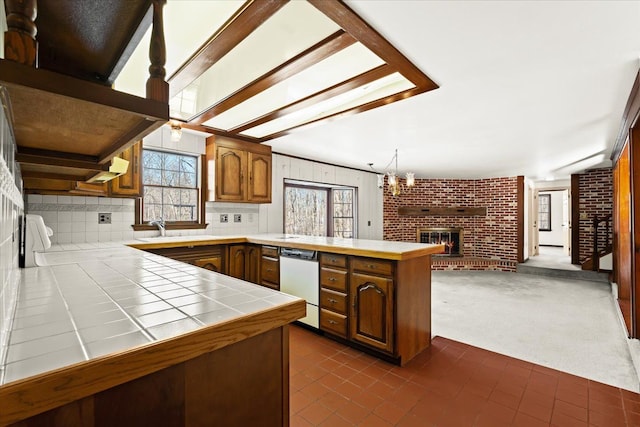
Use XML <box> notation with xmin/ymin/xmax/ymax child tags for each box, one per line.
<box><xmin>262</xmin><ymin>245</ymin><xmax>278</xmax><ymax>258</ymax></box>
<box><xmin>351</xmin><ymin>257</ymin><xmax>393</xmax><ymax>277</ymax></box>
<box><xmin>261</xmin><ymin>281</ymin><xmax>279</xmax><ymax>291</ymax></box>
<box><xmin>320</xmin><ymin>309</ymin><xmax>347</xmax><ymax>337</ymax></box>
<box><xmin>261</xmin><ymin>257</ymin><xmax>279</xmax><ymax>284</ymax></box>
<box><xmin>320</xmin><ymin>267</ymin><xmax>347</xmax><ymax>292</ymax></box>
<box><xmin>320</xmin><ymin>253</ymin><xmax>347</xmax><ymax>269</ymax></box>
<box><xmin>320</xmin><ymin>288</ymin><xmax>347</xmax><ymax>314</ymax></box>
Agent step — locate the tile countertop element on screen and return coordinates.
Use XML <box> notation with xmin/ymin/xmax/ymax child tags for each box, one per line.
<box><xmin>130</xmin><ymin>233</ymin><xmax>445</xmax><ymax>260</ymax></box>
<box><xmin>1</xmin><ymin>243</ymin><xmax>303</xmax><ymax>386</ymax></box>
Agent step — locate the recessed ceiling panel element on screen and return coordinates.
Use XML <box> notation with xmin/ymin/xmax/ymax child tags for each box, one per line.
<box><xmin>202</xmin><ymin>43</ymin><xmax>385</xmax><ymax>130</ymax></box>
<box><xmin>169</xmin><ymin>1</ymin><xmax>340</xmax><ymax>120</ymax></box>
<box><xmin>241</xmin><ymin>72</ymin><xmax>414</xmax><ymax>138</ymax></box>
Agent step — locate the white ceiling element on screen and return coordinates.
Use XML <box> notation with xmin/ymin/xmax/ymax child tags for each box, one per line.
<box><xmin>119</xmin><ymin>0</ymin><xmax>640</xmax><ymax>181</ymax></box>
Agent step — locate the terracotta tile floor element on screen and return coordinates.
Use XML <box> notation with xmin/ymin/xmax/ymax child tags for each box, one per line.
<box><xmin>289</xmin><ymin>326</ymin><xmax>640</xmax><ymax>426</ymax></box>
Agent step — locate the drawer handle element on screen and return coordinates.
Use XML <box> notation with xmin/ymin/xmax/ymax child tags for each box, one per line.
<box><xmin>367</xmin><ymin>264</ymin><xmax>376</xmax><ymax>269</ymax></box>
<box><xmin>328</xmin><ymin>277</ymin><xmax>337</xmax><ymax>282</ymax></box>
<box><xmin>327</xmin><ymin>298</ymin><xmax>338</xmax><ymax>304</ymax></box>
<box><xmin>330</xmin><ymin>258</ymin><xmax>337</xmax><ymax>262</ymax></box>
<box><xmin>328</xmin><ymin>320</ymin><xmax>338</xmax><ymax>325</ymax></box>
<box><xmin>266</xmin><ymin>268</ymin><xmax>273</xmax><ymax>272</ymax></box>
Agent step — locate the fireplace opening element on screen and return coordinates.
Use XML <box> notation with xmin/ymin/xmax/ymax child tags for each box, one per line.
<box><xmin>417</xmin><ymin>227</ymin><xmax>463</xmax><ymax>256</ymax></box>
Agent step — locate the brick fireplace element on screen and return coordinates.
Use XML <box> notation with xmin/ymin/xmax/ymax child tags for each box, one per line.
<box><xmin>384</xmin><ymin>176</ymin><xmax>522</xmax><ymax>272</ymax></box>
<box><xmin>418</xmin><ymin>227</ymin><xmax>463</xmax><ymax>256</ymax></box>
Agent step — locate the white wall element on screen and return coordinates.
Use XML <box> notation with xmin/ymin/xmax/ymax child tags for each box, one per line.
<box><xmin>258</xmin><ymin>154</ymin><xmax>383</xmax><ymax>240</ymax></box>
<box><xmin>539</xmin><ymin>190</ymin><xmax>565</xmax><ymax>246</ymax></box>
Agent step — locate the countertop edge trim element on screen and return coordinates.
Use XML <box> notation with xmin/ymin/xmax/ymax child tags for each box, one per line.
<box><xmin>0</xmin><ymin>299</ymin><xmax>306</xmax><ymax>426</ymax></box>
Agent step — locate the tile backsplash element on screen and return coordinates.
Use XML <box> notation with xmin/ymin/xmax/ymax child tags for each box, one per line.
<box><xmin>27</xmin><ymin>195</ymin><xmax>136</xmax><ymax>244</ymax></box>
<box><xmin>26</xmin><ymin>195</ymin><xmax>261</xmax><ymax>242</ymax></box>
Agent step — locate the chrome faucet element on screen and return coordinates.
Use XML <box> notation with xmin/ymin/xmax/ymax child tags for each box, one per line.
<box><xmin>149</xmin><ymin>219</ymin><xmax>166</xmax><ymax>237</ymax></box>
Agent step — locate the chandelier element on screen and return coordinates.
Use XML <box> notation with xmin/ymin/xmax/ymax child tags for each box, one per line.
<box><xmin>369</xmin><ymin>149</ymin><xmax>415</xmax><ymax>196</ymax></box>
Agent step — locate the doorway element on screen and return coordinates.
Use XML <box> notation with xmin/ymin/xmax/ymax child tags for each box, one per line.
<box><xmin>528</xmin><ymin>187</ymin><xmax>577</xmax><ymax>270</ymax></box>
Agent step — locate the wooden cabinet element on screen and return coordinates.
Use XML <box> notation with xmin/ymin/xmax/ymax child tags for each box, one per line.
<box><xmin>260</xmin><ymin>246</ymin><xmax>279</xmax><ymax>290</ymax></box>
<box><xmin>319</xmin><ymin>253</ymin><xmax>348</xmax><ymax>338</ymax></box>
<box><xmin>206</xmin><ymin>136</ymin><xmax>272</xmax><ymax>203</ymax></box>
<box><xmin>194</xmin><ymin>256</ymin><xmax>223</xmax><ymax>273</ymax></box>
<box><xmin>228</xmin><ymin>244</ymin><xmax>261</xmax><ymax>283</ymax></box>
<box><xmin>228</xmin><ymin>244</ymin><xmax>247</xmax><ymax>279</ymax></box>
<box><xmin>349</xmin><ymin>258</ymin><xmax>394</xmax><ymax>353</ymax></box>
<box><xmin>110</xmin><ymin>141</ymin><xmax>142</xmax><ymax>197</ymax></box>
<box><xmin>144</xmin><ymin>245</ymin><xmax>226</xmax><ymax>275</ymax></box>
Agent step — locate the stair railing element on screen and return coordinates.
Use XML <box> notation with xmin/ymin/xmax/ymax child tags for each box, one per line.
<box><xmin>590</xmin><ymin>214</ymin><xmax>612</xmax><ymax>271</ymax></box>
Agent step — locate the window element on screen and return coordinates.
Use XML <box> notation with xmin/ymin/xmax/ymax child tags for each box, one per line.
<box><xmin>142</xmin><ymin>149</ymin><xmax>199</xmax><ymax>222</ymax></box>
<box><xmin>538</xmin><ymin>193</ymin><xmax>551</xmax><ymax>231</ymax></box>
<box><xmin>284</xmin><ymin>180</ymin><xmax>356</xmax><ymax>238</ymax></box>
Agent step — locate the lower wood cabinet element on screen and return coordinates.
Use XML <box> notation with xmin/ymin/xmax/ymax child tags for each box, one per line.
<box><xmin>349</xmin><ymin>271</ymin><xmax>394</xmax><ymax>353</ymax></box>
<box><xmin>228</xmin><ymin>244</ymin><xmax>261</xmax><ymax>283</ymax></box>
<box><xmin>260</xmin><ymin>246</ymin><xmax>279</xmax><ymax>290</ymax></box>
<box><xmin>144</xmin><ymin>245</ymin><xmax>226</xmax><ymax>275</ymax></box>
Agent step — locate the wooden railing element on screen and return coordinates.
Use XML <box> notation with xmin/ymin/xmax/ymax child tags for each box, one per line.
<box><xmin>590</xmin><ymin>214</ymin><xmax>612</xmax><ymax>271</ymax></box>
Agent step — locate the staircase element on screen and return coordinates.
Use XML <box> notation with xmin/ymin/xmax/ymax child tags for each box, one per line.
<box><xmin>581</xmin><ymin>214</ymin><xmax>612</xmax><ymax>272</ymax></box>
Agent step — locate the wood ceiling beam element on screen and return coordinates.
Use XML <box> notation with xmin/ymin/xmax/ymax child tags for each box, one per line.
<box><xmin>229</xmin><ymin>64</ymin><xmax>394</xmax><ymax>134</ymax></box>
<box><xmin>260</xmin><ymin>86</ymin><xmax>428</xmax><ymax>142</ymax></box>
<box><xmin>16</xmin><ymin>148</ymin><xmax>109</xmax><ymax>171</ymax></box>
<box><xmin>179</xmin><ymin>122</ymin><xmax>261</xmax><ymax>144</ymax></box>
<box><xmin>308</xmin><ymin>0</ymin><xmax>438</xmax><ymax>91</ymax></box>
<box><xmin>21</xmin><ymin>171</ymin><xmax>92</xmax><ymax>181</ymax></box>
<box><xmin>168</xmin><ymin>0</ymin><xmax>289</xmax><ymax>99</ymax></box>
<box><xmin>190</xmin><ymin>30</ymin><xmax>356</xmax><ymax>125</ymax></box>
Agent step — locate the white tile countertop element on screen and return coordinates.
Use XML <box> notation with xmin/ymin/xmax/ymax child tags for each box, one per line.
<box><xmin>2</xmin><ymin>244</ymin><xmax>302</xmax><ymax>385</ymax></box>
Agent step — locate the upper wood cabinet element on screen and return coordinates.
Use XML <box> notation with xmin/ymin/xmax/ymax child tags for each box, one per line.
<box><xmin>110</xmin><ymin>142</ymin><xmax>142</xmax><ymax>197</ymax></box>
<box><xmin>206</xmin><ymin>136</ymin><xmax>272</xmax><ymax>203</ymax></box>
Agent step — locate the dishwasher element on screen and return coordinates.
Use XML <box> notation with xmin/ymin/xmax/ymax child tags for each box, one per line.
<box><xmin>279</xmin><ymin>247</ymin><xmax>319</xmax><ymax>328</ymax></box>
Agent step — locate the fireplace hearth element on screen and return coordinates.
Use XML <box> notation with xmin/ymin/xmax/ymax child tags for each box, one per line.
<box><xmin>417</xmin><ymin>227</ymin><xmax>463</xmax><ymax>256</ymax></box>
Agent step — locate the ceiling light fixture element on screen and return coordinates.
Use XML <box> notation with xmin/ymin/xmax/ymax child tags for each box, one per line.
<box><xmin>170</xmin><ymin>121</ymin><xmax>182</xmax><ymax>142</ymax></box>
<box><xmin>369</xmin><ymin>149</ymin><xmax>415</xmax><ymax>196</ymax></box>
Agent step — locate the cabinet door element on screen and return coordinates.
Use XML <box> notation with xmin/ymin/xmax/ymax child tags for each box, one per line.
<box><xmin>245</xmin><ymin>245</ymin><xmax>261</xmax><ymax>284</ymax></box>
<box><xmin>228</xmin><ymin>245</ymin><xmax>246</xmax><ymax>279</ymax></box>
<box><xmin>216</xmin><ymin>146</ymin><xmax>246</xmax><ymax>201</ymax></box>
<box><xmin>350</xmin><ymin>273</ymin><xmax>394</xmax><ymax>352</ymax></box>
<box><xmin>110</xmin><ymin>141</ymin><xmax>142</xmax><ymax>196</ymax></box>
<box><xmin>247</xmin><ymin>152</ymin><xmax>271</xmax><ymax>203</ymax></box>
<box><xmin>195</xmin><ymin>256</ymin><xmax>223</xmax><ymax>273</ymax></box>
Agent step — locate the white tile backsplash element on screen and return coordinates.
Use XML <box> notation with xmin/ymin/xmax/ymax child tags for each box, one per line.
<box><xmin>27</xmin><ymin>195</ymin><xmax>138</xmax><ymax>244</ymax></box>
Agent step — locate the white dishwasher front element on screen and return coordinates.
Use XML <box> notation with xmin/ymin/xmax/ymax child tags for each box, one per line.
<box><xmin>279</xmin><ymin>248</ymin><xmax>319</xmax><ymax>328</ymax></box>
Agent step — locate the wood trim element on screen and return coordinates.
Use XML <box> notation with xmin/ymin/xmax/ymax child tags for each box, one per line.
<box><xmin>612</xmin><ymin>70</ymin><xmax>640</xmax><ymax>163</ymax></box>
<box><xmin>17</xmin><ymin>151</ymin><xmax>108</xmax><ymax>172</ymax></box>
<box><xmin>571</xmin><ymin>174</ymin><xmax>580</xmax><ymax>265</ymax></box>
<box><xmin>517</xmin><ymin>176</ymin><xmax>524</xmax><ymax>264</ymax></box>
<box><xmin>230</xmin><ymin>64</ymin><xmax>393</xmax><ymax>133</ymax></box>
<box><xmin>191</xmin><ymin>30</ymin><xmax>356</xmax><ymax>125</ymax></box>
<box><xmin>308</xmin><ymin>0</ymin><xmax>438</xmax><ymax>90</ymax></box>
<box><xmin>98</xmin><ymin>120</ymin><xmax>165</xmax><ymax>164</ymax></box>
<box><xmin>180</xmin><ymin>123</ymin><xmax>260</xmax><ymax>144</ymax></box>
<box><xmin>21</xmin><ymin>171</ymin><xmax>91</xmax><ymax>181</ymax></box>
<box><xmin>0</xmin><ymin>300</ymin><xmax>305</xmax><ymax>426</ymax></box>
<box><xmin>398</xmin><ymin>206</ymin><xmax>487</xmax><ymax>216</ymax></box>
<box><xmin>631</xmin><ymin>128</ymin><xmax>640</xmax><ymax>338</ymax></box>
<box><xmin>168</xmin><ymin>0</ymin><xmax>289</xmax><ymax>98</ymax></box>
<box><xmin>262</xmin><ymin>86</ymin><xmax>427</xmax><ymax>141</ymax></box>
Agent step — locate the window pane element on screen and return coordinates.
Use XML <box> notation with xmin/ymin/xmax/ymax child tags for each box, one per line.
<box><xmin>142</xmin><ymin>149</ymin><xmax>199</xmax><ymax>223</ymax></box>
<box><xmin>284</xmin><ymin>187</ymin><xmax>327</xmax><ymax>236</ymax></box>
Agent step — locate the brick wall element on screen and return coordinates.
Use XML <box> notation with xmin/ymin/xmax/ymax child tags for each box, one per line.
<box><xmin>383</xmin><ymin>176</ymin><xmax>520</xmax><ymax>271</ymax></box>
<box><xmin>578</xmin><ymin>168</ymin><xmax>613</xmax><ymax>262</ymax></box>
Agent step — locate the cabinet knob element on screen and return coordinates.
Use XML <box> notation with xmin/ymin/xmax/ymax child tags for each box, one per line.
<box><xmin>328</xmin><ymin>277</ymin><xmax>336</xmax><ymax>282</ymax></box>
<box><xmin>266</xmin><ymin>268</ymin><xmax>273</xmax><ymax>272</ymax></box>
<box><xmin>327</xmin><ymin>298</ymin><xmax>337</xmax><ymax>304</ymax></box>
<box><xmin>367</xmin><ymin>264</ymin><xmax>375</xmax><ymax>269</ymax></box>
<box><xmin>328</xmin><ymin>320</ymin><xmax>337</xmax><ymax>325</ymax></box>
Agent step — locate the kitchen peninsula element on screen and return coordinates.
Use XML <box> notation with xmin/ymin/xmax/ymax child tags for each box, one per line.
<box><xmin>1</xmin><ymin>235</ymin><xmax>441</xmax><ymax>426</ymax></box>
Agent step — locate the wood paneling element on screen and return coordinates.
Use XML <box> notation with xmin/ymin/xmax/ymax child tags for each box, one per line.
<box><xmin>616</xmin><ymin>143</ymin><xmax>632</xmax><ymax>336</ymax></box>
<box><xmin>396</xmin><ymin>255</ymin><xmax>432</xmax><ymax>365</ymax></box>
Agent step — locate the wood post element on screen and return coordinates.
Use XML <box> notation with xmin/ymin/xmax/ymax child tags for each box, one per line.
<box><xmin>4</xmin><ymin>0</ymin><xmax>38</xmax><ymax>66</ymax></box>
<box><xmin>146</xmin><ymin>0</ymin><xmax>169</xmax><ymax>103</ymax></box>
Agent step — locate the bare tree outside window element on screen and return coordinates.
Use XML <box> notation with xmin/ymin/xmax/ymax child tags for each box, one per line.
<box><xmin>142</xmin><ymin>149</ymin><xmax>198</xmax><ymax>222</ymax></box>
<box><xmin>284</xmin><ymin>181</ymin><xmax>356</xmax><ymax>237</ymax></box>
<box><xmin>539</xmin><ymin>193</ymin><xmax>551</xmax><ymax>231</ymax></box>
